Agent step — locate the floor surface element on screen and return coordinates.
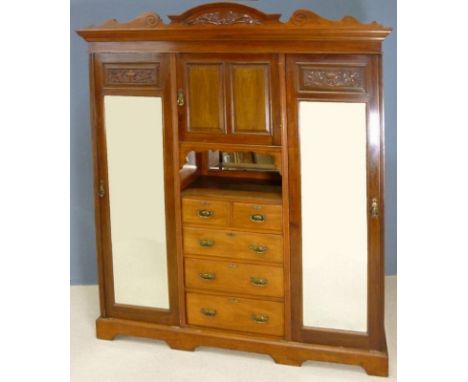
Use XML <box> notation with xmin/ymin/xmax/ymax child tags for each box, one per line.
<box><xmin>71</xmin><ymin>276</ymin><xmax>396</xmax><ymax>381</ymax></box>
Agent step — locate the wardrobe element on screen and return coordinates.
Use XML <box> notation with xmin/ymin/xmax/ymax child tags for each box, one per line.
<box><xmin>77</xmin><ymin>3</ymin><xmax>391</xmax><ymax>376</ymax></box>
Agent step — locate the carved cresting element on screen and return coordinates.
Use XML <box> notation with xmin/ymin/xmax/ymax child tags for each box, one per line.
<box><xmin>81</xmin><ymin>4</ymin><xmax>386</xmax><ymax>31</ymax></box>
<box><xmin>168</xmin><ymin>3</ymin><xmax>281</xmax><ymax>26</ymax></box>
<box><xmin>184</xmin><ymin>11</ymin><xmax>260</xmax><ymax>25</ymax></box>
<box><xmin>96</xmin><ymin>11</ymin><xmax>162</xmax><ymax>29</ymax></box>
<box><xmin>302</xmin><ymin>68</ymin><xmax>363</xmax><ymax>90</ymax></box>
<box><xmin>289</xmin><ymin>9</ymin><xmax>382</xmax><ymax>28</ymax></box>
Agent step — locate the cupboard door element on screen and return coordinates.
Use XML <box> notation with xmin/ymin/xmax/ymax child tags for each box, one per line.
<box><xmin>177</xmin><ymin>54</ymin><xmax>280</xmax><ymax>145</ymax></box>
<box><xmin>93</xmin><ymin>53</ymin><xmax>179</xmax><ymax>324</ymax></box>
<box><xmin>287</xmin><ymin>55</ymin><xmax>385</xmax><ymax>350</ymax></box>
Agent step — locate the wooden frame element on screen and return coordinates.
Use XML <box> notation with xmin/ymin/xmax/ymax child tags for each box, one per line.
<box><xmin>78</xmin><ymin>2</ymin><xmax>391</xmax><ymax>377</ymax></box>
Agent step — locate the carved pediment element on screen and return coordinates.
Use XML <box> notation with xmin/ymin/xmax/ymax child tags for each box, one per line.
<box><xmin>77</xmin><ymin>2</ymin><xmax>390</xmax><ymax>41</ymax></box>
<box><xmin>168</xmin><ymin>3</ymin><xmax>281</xmax><ymax>25</ymax></box>
<box><xmin>176</xmin><ymin>10</ymin><xmax>261</xmax><ymax>26</ymax></box>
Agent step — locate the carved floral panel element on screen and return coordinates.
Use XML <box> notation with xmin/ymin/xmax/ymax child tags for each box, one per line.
<box><xmin>184</xmin><ymin>11</ymin><xmax>261</xmax><ymax>25</ymax></box>
<box><xmin>104</xmin><ymin>64</ymin><xmax>160</xmax><ymax>86</ymax></box>
<box><xmin>299</xmin><ymin>66</ymin><xmax>365</xmax><ymax>92</ymax></box>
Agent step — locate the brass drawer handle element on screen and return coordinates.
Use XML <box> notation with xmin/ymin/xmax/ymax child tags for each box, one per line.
<box><xmin>252</xmin><ymin>314</ymin><xmax>269</xmax><ymax>324</ymax></box>
<box><xmin>199</xmin><ymin>272</ymin><xmax>216</xmax><ymax>280</ymax></box>
<box><xmin>197</xmin><ymin>209</ymin><xmax>214</xmax><ymax>218</ymax></box>
<box><xmin>250</xmin><ymin>276</ymin><xmax>268</xmax><ymax>287</ymax></box>
<box><xmin>199</xmin><ymin>239</ymin><xmax>215</xmax><ymax>248</ymax></box>
<box><xmin>250</xmin><ymin>214</ymin><xmax>265</xmax><ymax>223</ymax></box>
<box><xmin>248</xmin><ymin>244</ymin><xmax>268</xmax><ymax>254</ymax></box>
<box><xmin>200</xmin><ymin>307</ymin><xmax>217</xmax><ymax>317</ymax></box>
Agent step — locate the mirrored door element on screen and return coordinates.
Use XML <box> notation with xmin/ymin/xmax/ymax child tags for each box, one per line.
<box><xmin>93</xmin><ymin>53</ymin><xmax>179</xmax><ymax>324</ymax></box>
<box><xmin>287</xmin><ymin>54</ymin><xmax>385</xmax><ymax>350</ymax></box>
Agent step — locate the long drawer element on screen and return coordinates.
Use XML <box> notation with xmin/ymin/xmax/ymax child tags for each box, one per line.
<box><xmin>186</xmin><ymin>292</ymin><xmax>284</xmax><ymax>336</ymax></box>
<box><xmin>183</xmin><ymin>227</ymin><xmax>283</xmax><ymax>264</ymax></box>
<box><xmin>184</xmin><ymin>257</ymin><xmax>284</xmax><ymax>298</ymax></box>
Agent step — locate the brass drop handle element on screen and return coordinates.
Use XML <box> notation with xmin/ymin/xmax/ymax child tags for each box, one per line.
<box><xmin>199</xmin><ymin>272</ymin><xmax>216</xmax><ymax>281</ymax></box>
<box><xmin>200</xmin><ymin>307</ymin><xmax>217</xmax><ymax>317</ymax></box>
<box><xmin>251</xmin><ymin>314</ymin><xmax>269</xmax><ymax>324</ymax></box>
<box><xmin>250</xmin><ymin>214</ymin><xmax>265</xmax><ymax>223</ymax></box>
<box><xmin>199</xmin><ymin>239</ymin><xmax>215</xmax><ymax>248</ymax></box>
<box><xmin>197</xmin><ymin>209</ymin><xmax>214</xmax><ymax>218</ymax></box>
<box><xmin>177</xmin><ymin>89</ymin><xmax>185</xmax><ymax>106</ymax></box>
<box><xmin>98</xmin><ymin>180</ymin><xmax>105</xmax><ymax>198</ymax></box>
<box><xmin>250</xmin><ymin>276</ymin><xmax>268</xmax><ymax>287</ymax></box>
<box><xmin>371</xmin><ymin>198</ymin><xmax>379</xmax><ymax>218</ymax></box>
<box><xmin>248</xmin><ymin>244</ymin><xmax>268</xmax><ymax>255</ymax></box>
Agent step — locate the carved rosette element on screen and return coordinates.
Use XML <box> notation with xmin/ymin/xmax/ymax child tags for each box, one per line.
<box><xmin>184</xmin><ymin>11</ymin><xmax>261</xmax><ymax>25</ymax></box>
<box><xmin>301</xmin><ymin>68</ymin><xmax>364</xmax><ymax>91</ymax></box>
<box><xmin>105</xmin><ymin>68</ymin><xmax>158</xmax><ymax>85</ymax></box>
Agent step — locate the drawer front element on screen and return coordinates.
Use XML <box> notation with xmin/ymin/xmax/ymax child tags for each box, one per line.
<box><xmin>185</xmin><ymin>258</ymin><xmax>283</xmax><ymax>298</ymax></box>
<box><xmin>183</xmin><ymin>227</ymin><xmax>283</xmax><ymax>264</ymax></box>
<box><xmin>182</xmin><ymin>198</ymin><xmax>230</xmax><ymax>226</ymax></box>
<box><xmin>186</xmin><ymin>292</ymin><xmax>284</xmax><ymax>336</ymax></box>
<box><xmin>232</xmin><ymin>202</ymin><xmax>282</xmax><ymax>232</ymax></box>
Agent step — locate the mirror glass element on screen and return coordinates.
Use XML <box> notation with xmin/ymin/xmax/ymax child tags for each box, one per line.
<box><xmin>299</xmin><ymin>101</ymin><xmax>367</xmax><ymax>332</ymax></box>
<box><xmin>104</xmin><ymin>95</ymin><xmax>169</xmax><ymax>309</ymax></box>
<box><xmin>208</xmin><ymin>151</ymin><xmax>277</xmax><ymax>172</ymax></box>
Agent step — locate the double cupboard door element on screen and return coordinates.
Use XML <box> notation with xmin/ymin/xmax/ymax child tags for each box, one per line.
<box><xmin>176</xmin><ymin>53</ymin><xmax>281</xmax><ymax>145</ymax></box>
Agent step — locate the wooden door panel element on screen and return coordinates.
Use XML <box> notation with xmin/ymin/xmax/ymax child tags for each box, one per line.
<box><xmin>187</xmin><ymin>64</ymin><xmax>225</xmax><ymax>133</ymax></box>
<box><xmin>231</xmin><ymin>64</ymin><xmax>270</xmax><ymax>135</ymax></box>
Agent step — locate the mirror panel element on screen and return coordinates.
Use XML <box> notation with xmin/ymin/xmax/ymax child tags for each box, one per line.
<box><xmin>104</xmin><ymin>95</ymin><xmax>169</xmax><ymax>309</ymax></box>
<box><xmin>299</xmin><ymin>101</ymin><xmax>368</xmax><ymax>332</ymax></box>
<box><xmin>208</xmin><ymin>151</ymin><xmax>276</xmax><ymax>172</ymax></box>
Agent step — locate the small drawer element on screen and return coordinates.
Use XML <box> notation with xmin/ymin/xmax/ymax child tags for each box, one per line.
<box><xmin>182</xmin><ymin>198</ymin><xmax>230</xmax><ymax>226</ymax></box>
<box><xmin>184</xmin><ymin>258</ymin><xmax>283</xmax><ymax>298</ymax></box>
<box><xmin>186</xmin><ymin>292</ymin><xmax>284</xmax><ymax>336</ymax></box>
<box><xmin>232</xmin><ymin>202</ymin><xmax>282</xmax><ymax>232</ymax></box>
<box><xmin>183</xmin><ymin>227</ymin><xmax>283</xmax><ymax>264</ymax></box>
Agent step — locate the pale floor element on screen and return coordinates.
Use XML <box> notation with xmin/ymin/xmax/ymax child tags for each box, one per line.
<box><xmin>71</xmin><ymin>276</ymin><xmax>396</xmax><ymax>382</ymax></box>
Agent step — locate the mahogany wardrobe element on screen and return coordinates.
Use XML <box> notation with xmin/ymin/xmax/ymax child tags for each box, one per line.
<box><xmin>77</xmin><ymin>2</ymin><xmax>391</xmax><ymax>376</ymax></box>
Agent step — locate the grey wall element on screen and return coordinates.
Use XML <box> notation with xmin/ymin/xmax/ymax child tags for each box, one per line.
<box><xmin>71</xmin><ymin>0</ymin><xmax>396</xmax><ymax>284</ymax></box>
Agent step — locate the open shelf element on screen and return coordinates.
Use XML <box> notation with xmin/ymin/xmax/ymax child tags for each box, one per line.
<box><xmin>181</xmin><ymin>175</ymin><xmax>282</xmax><ymax>201</ymax></box>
